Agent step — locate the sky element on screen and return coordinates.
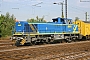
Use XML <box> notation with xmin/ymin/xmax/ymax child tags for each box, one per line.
<box><xmin>0</xmin><ymin>0</ymin><xmax>90</xmax><ymax>21</ymax></box>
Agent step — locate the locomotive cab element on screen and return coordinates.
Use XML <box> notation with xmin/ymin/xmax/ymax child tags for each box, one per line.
<box><xmin>52</xmin><ymin>17</ymin><xmax>72</xmax><ymax>24</ymax></box>
<box><xmin>52</xmin><ymin>17</ymin><xmax>79</xmax><ymax>42</ymax></box>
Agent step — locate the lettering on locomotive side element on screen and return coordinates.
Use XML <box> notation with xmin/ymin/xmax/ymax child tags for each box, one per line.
<box><xmin>73</xmin><ymin>25</ymin><xmax>77</xmax><ymax>32</ymax></box>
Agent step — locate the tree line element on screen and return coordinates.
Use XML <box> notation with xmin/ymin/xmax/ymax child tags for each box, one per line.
<box><xmin>0</xmin><ymin>12</ymin><xmax>15</xmax><ymax>37</ymax></box>
<box><xmin>27</xmin><ymin>16</ymin><xmax>46</xmax><ymax>23</ymax></box>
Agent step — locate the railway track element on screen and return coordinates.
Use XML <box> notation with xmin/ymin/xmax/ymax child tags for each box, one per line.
<box><xmin>0</xmin><ymin>48</ymin><xmax>90</xmax><ymax>60</ymax></box>
<box><xmin>27</xmin><ymin>51</ymin><xmax>90</xmax><ymax>60</ymax></box>
<box><xmin>0</xmin><ymin>41</ymin><xmax>89</xmax><ymax>52</ymax></box>
<box><xmin>0</xmin><ymin>43</ymin><xmax>13</xmax><ymax>46</ymax></box>
<box><xmin>0</xmin><ymin>41</ymin><xmax>90</xmax><ymax>60</ymax></box>
<box><xmin>0</xmin><ymin>39</ymin><xmax>13</xmax><ymax>42</ymax></box>
<box><xmin>0</xmin><ymin>40</ymin><xmax>90</xmax><ymax>51</ymax></box>
<box><xmin>0</xmin><ymin>40</ymin><xmax>13</xmax><ymax>46</ymax></box>
<box><xmin>0</xmin><ymin>40</ymin><xmax>15</xmax><ymax>50</ymax></box>
<box><xmin>0</xmin><ymin>40</ymin><xmax>90</xmax><ymax>60</ymax></box>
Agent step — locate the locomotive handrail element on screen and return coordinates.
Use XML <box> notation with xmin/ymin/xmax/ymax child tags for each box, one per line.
<box><xmin>28</xmin><ymin>23</ymin><xmax>75</xmax><ymax>25</ymax></box>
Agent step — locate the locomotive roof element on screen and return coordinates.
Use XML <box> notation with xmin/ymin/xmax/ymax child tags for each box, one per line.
<box><xmin>83</xmin><ymin>21</ymin><xmax>90</xmax><ymax>23</ymax></box>
<box><xmin>52</xmin><ymin>17</ymin><xmax>72</xmax><ymax>20</ymax></box>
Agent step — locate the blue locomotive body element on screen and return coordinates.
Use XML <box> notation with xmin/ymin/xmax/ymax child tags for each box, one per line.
<box><xmin>12</xmin><ymin>17</ymin><xmax>79</xmax><ymax>46</ymax></box>
<box><xmin>37</xmin><ymin>23</ymin><xmax>78</xmax><ymax>34</ymax></box>
<box><xmin>15</xmin><ymin>21</ymin><xmax>31</xmax><ymax>33</ymax></box>
<box><xmin>14</xmin><ymin>17</ymin><xmax>78</xmax><ymax>35</ymax></box>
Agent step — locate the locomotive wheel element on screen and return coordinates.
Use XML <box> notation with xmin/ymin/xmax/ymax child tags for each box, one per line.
<box><xmin>50</xmin><ymin>39</ymin><xmax>54</xmax><ymax>44</ymax></box>
<box><xmin>46</xmin><ymin>39</ymin><xmax>50</xmax><ymax>44</ymax></box>
<box><xmin>61</xmin><ymin>40</ymin><xmax>65</xmax><ymax>43</ymax></box>
<box><xmin>66</xmin><ymin>38</ymin><xmax>72</xmax><ymax>43</ymax></box>
<box><xmin>24</xmin><ymin>42</ymin><xmax>32</xmax><ymax>46</ymax></box>
<box><xmin>72</xmin><ymin>37</ymin><xmax>76</xmax><ymax>42</ymax></box>
<box><xmin>68</xmin><ymin>40</ymin><xmax>72</xmax><ymax>43</ymax></box>
<box><xmin>15</xmin><ymin>40</ymin><xmax>21</xmax><ymax>47</ymax></box>
<box><xmin>32</xmin><ymin>41</ymin><xmax>37</xmax><ymax>45</ymax></box>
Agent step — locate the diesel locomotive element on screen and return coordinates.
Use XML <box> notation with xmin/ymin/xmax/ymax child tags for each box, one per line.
<box><xmin>11</xmin><ymin>17</ymin><xmax>81</xmax><ymax>46</ymax></box>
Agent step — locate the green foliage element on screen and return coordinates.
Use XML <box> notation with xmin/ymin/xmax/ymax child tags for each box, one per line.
<box><xmin>27</xmin><ymin>16</ymin><xmax>46</xmax><ymax>23</ymax></box>
<box><xmin>0</xmin><ymin>12</ymin><xmax>15</xmax><ymax>37</ymax></box>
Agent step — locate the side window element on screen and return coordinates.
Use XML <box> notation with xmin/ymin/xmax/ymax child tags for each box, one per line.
<box><xmin>68</xmin><ymin>20</ymin><xmax>72</xmax><ymax>24</ymax></box>
<box><xmin>61</xmin><ymin>18</ymin><xmax>65</xmax><ymax>24</ymax></box>
<box><xmin>53</xmin><ymin>19</ymin><xmax>58</xmax><ymax>23</ymax></box>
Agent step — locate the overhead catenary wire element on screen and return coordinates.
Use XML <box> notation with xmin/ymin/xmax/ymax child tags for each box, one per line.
<box><xmin>67</xmin><ymin>3</ymin><xmax>89</xmax><ymax>20</ymax></box>
<box><xmin>32</xmin><ymin>2</ymin><xmax>43</xmax><ymax>6</ymax></box>
<box><xmin>2</xmin><ymin>0</ymin><xmax>89</xmax><ymax>20</ymax></box>
<box><xmin>43</xmin><ymin>1</ymin><xmax>87</xmax><ymax>16</ymax></box>
<box><xmin>67</xmin><ymin>3</ymin><xmax>87</xmax><ymax>13</ymax></box>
